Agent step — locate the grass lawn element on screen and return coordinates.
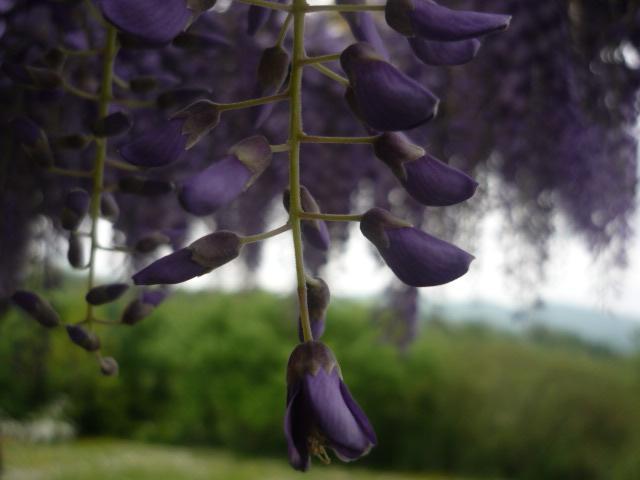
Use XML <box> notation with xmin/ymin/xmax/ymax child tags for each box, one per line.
<box><xmin>2</xmin><ymin>439</ymin><xmax>476</xmax><ymax>480</ymax></box>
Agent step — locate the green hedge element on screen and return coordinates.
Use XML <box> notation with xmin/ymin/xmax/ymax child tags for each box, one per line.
<box><xmin>1</xmin><ymin>289</ymin><xmax>639</xmax><ymax>479</ymax></box>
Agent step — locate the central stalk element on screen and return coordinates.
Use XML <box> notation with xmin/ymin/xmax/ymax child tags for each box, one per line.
<box><xmin>289</xmin><ymin>0</ymin><xmax>312</xmax><ymax>342</ymax></box>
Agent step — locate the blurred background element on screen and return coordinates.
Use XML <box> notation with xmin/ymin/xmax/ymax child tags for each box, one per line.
<box><xmin>1</xmin><ymin>0</ymin><xmax>640</xmax><ymax>479</ymax></box>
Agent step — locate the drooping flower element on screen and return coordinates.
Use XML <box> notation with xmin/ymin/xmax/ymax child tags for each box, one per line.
<box><xmin>85</xmin><ymin>283</ymin><xmax>129</xmax><ymax>306</ymax></box>
<box><xmin>283</xmin><ymin>186</ymin><xmax>330</xmax><ymax>251</ymax></box>
<box><xmin>373</xmin><ymin>132</ymin><xmax>478</xmax><ymax>206</ymax></box>
<box><xmin>340</xmin><ymin>42</ymin><xmax>439</xmax><ymax>131</ymax></box>
<box><xmin>98</xmin><ymin>0</ymin><xmax>191</xmax><ymax>46</ymax></box>
<box><xmin>385</xmin><ymin>0</ymin><xmax>511</xmax><ymax>41</ymax></box>
<box><xmin>132</xmin><ymin>231</ymin><xmax>242</xmax><ymax>285</ymax></box>
<box><xmin>61</xmin><ymin>188</ymin><xmax>90</xmax><ymax>231</ymax></box>
<box><xmin>11</xmin><ymin>290</ymin><xmax>60</xmax><ymax>328</ymax></box>
<box><xmin>179</xmin><ymin>136</ymin><xmax>272</xmax><ymax>216</ymax></box>
<box><xmin>298</xmin><ymin>277</ymin><xmax>330</xmax><ymax>341</ymax></box>
<box><xmin>120</xmin><ymin>100</ymin><xmax>220</xmax><ymax>168</ymax></box>
<box><xmin>121</xmin><ymin>290</ymin><xmax>167</xmax><ymax>325</ymax></box>
<box><xmin>360</xmin><ymin>208</ymin><xmax>474</xmax><ymax>287</ymax></box>
<box><xmin>285</xmin><ymin>341</ymin><xmax>376</xmax><ymax>471</ymax></box>
<box><xmin>66</xmin><ymin>324</ymin><xmax>101</xmax><ymax>351</ymax></box>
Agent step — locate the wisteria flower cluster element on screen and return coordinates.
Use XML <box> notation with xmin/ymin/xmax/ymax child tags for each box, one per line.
<box><xmin>3</xmin><ymin>0</ymin><xmax>513</xmax><ymax>470</ymax></box>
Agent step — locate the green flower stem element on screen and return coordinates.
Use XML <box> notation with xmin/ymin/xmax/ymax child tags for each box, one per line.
<box><xmin>270</xmin><ymin>143</ymin><xmax>291</xmax><ymax>153</ymax></box>
<box><xmin>299</xmin><ymin>212</ymin><xmax>363</xmax><ymax>222</ymax></box>
<box><xmin>47</xmin><ymin>166</ymin><xmax>93</xmax><ymax>178</ymax></box>
<box><xmin>276</xmin><ymin>12</ymin><xmax>293</xmax><ymax>47</ymax></box>
<box><xmin>305</xmin><ymin>4</ymin><xmax>386</xmax><ymax>12</ymax></box>
<box><xmin>62</xmin><ymin>80</ymin><xmax>99</xmax><ymax>101</ymax></box>
<box><xmin>241</xmin><ymin>223</ymin><xmax>292</xmax><ymax>244</ymax></box>
<box><xmin>300</xmin><ymin>134</ymin><xmax>378</xmax><ymax>144</ymax></box>
<box><xmin>219</xmin><ymin>91</ymin><xmax>290</xmax><ymax>111</ymax></box>
<box><xmin>300</xmin><ymin>53</ymin><xmax>341</xmax><ymax>65</ymax></box>
<box><xmin>105</xmin><ymin>157</ymin><xmax>141</xmax><ymax>172</ymax></box>
<box><xmin>308</xmin><ymin>63</ymin><xmax>349</xmax><ymax>86</ymax></box>
<box><xmin>234</xmin><ymin>0</ymin><xmax>291</xmax><ymax>11</ymax></box>
<box><xmin>290</xmin><ymin>0</ymin><xmax>313</xmax><ymax>343</ymax></box>
<box><xmin>84</xmin><ymin>25</ymin><xmax>118</xmax><ymax>325</ymax></box>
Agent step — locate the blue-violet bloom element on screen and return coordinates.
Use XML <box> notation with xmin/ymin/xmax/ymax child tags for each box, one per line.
<box><xmin>340</xmin><ymin>42</ymin><xmax>439</xmax><ymax>131</ymax></box>
<box><xmin>285</xmin><ymin>341</ymin><xmax>376</xmax><ymax>471</ymax></box>
<box><xmin>374</xmin><ymin>132</ymin><xmax>478</xmax><ymax>206</ymax></box>
<box><xmin>360</xmin><ymin>208</ymin><xmax>474</xmax><ymax>287</ymax></box>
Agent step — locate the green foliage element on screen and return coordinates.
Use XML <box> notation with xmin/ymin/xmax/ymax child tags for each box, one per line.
<box><xmin>1</xmin><ymin>290</ymin><xmax>639</xmax><ymax>479</ymax></box>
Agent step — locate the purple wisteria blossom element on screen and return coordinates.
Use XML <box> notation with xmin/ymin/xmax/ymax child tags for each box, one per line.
<box><xmin>360</xmin><ymin>208</ymin><xmax>474</xmax><ymax>287</ymax></box>
<box><xmin>285</xmin><ymin>341</ymin><xmax>376</xmax><ymax>471</ymax></box>
<box><xmin>340</xmin><ymin>42</ymin><xmax>439</xmax><ymax>131</ymax></box>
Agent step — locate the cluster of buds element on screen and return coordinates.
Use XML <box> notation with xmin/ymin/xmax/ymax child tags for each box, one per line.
<box><xmin>6</xmin><ymin>0</ymin><xmax>509</xmax><ymax>470</ymax></box>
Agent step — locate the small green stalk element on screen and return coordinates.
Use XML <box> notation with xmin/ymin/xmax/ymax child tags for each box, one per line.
<box><xmin>308</xmin><ymin>63</ymin><xmax>349</xmax><ymax>86</ymax></box>
<box><xmin>289</xmin><ymin>0</ymin><xmax>313</xmax><ymax>343</ymax></box>
<box><xmin>241</xmin><ymin>223</ymin><xmax>292</xmax><ymax>244</ymax></box>
<box><xmin>84</xmin><ymin>25</ymin><xmax>118</xmax><ymax>325</ymax></box>
<box><xmin>220</xmin><ymin>92</ymin><xmax>290</xmax><ymax>111</ymax></box>
<box><xmin>299</xmin><ymin>212</ymin><xmax>363</xmax><ymax>222</ymax></box>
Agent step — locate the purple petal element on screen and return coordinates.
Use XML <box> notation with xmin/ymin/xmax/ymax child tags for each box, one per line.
<box><xmin>99</xmin><ymin>0</ymin><xmax>191</xmax><ymax>45</ymax></box>
<box><xmin>382</xmin><ymin>227</ymin><xmax>474</xmax><ymax>287</ymax></box>
<box><xmin>409</xmin><ymin>37</ymin><xmax>481</xmax><ymax>66</ymax></box>
<box><xmin>402</xmin><ymin>154</ymin><xmax>478</xmax><ymax>206</ymax></box>
<box><xmin>339</xmin><ymin>381</ymin><xmax>377</xmax><ymax>446</ymax></box>
<box><xmin>341</xmin><ymin>43</ymin><xmax>439</xmax><ymax>131</ymax></box>
<box><xmin>85</xmin><ymin>283</ymin><xmax>129</xmax><ymax>305</ymax></box>
<box><xmin>120</xmin><ymin>118</ymin><xmax>187</xmax><ymax>168</ymax></box>
<box><xmin>178</xmin><ymin>155</ymin><xmax>253</xmax><ymax>216</ymax></box>
<box><xmin>141</xmin><ymin>290</ymin><xmax>167</xmax><ymax>306</ymax></box>
<box><xmin>386</xmin><ymin>0</ymin><xmax>510</xmax><ymax>41</ymax></box>
<box><xmin>284</xmin><ymin>382</ymin><xmax>311</xmax><ymax>471</ymax></box>
<box><xmin>303</xmin><ymin>369</ymin><xmax>373</xmax><ymax>459</ymax></box>
<box><xmin>132</xmin><ymin>248</ymin><xmax>208</xmax><ymax>285</ymax></box>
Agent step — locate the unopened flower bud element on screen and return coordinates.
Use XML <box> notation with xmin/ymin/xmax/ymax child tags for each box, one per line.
<box><xmin>134</xmin><ymin>232</ymin><xmax>171</xmax><ymax>253</ymax></box>
<box><xmin>85</xmin><ymin>283</ymin><xmax>129</xmax><ymax>306</ymax></box>
<box><xmin>99</xmin><ymin>356</ymin><xmax>119</xmax><ymax>376</ymax></box>
<box><xmin>61</xmin><ymin>188</ymin><xmax>90</xmax><ymax>231</ymax></box>
<box><xmin>283</xmin><ymin>186</ymin><xmax>330</xmax><ymax>251</ymax></box>
<box><xmin>11</xmin><ymin>116</ymin><xmax>54</xmax><ymax>167</ymax></box>
<box><xmin>91</xmin><ymin>111</ymin><xmax>132</xmax><ymax>137</ymax></box>
<box><xmin>373</xmin><ymin>132</ymin><xmax>478</xmax><ymax>206</ymax></box>
<box><xmin>179</xmin><ymin>136</ymin><xmax>271</xmax><ymax>216</ymax></box>
<box><xmin>100</xmin><ymin>192</ymin><xmax>120</xmax><ymax>221</ymax></box>
<box><xmin>66</xmin><ymin>324</ymin><xmax>101</xmax><ymax>351</ymax></box>
<box><xmin>118</xmin><ymin>177</ymin><xmax>175</xmax><ymax>196</ymax></box>
<box><xmin>11</xmin><ymin>290</ymin><xmax>60</xmax><ymax>328</ymax></box>
<box><xmin>257</xmin><ymin>46</ymin><xmax>290</xmax><ymax>93</ymax></box>
<box><xmin>121</xmin><ymin>290</ymin><xmax>167</xmax><ymax>325</ymax></box>
<box><xmin>298</xmin><ymin>277</ymin><xmax>330</xmax><ymax>341</ymax></box>
<box><xmin>360</xmin><ymin>208</ymin><xmax>474</xmax><ymax>287</ymax></box>
<box><xmin>173</xmin><ymin>100</ymin><xmax>221</xmax><ymax>149</ymax></box>
<box><xmin>120</xmin><ymin>118</ymin><xmax>188</xmax><ymax>168</ymax></box>
<box><xmin>133</xmin><ymin>231</ymin><xmax>242</xmax><ymax>285</ymax></box>
<box><xmin>340</xmin><ymin>42</ymin><xmax>439</xmax><ymax>131</ymax></box>
<box><xmin>385</xmin><ymin>0</ymin><xmax>510</xmax><ymax>41</ymax></box>
<box><xmin>67</xmin><ymin>233</ymin><xmax>86</xmax><ymax>269</ymax></box>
